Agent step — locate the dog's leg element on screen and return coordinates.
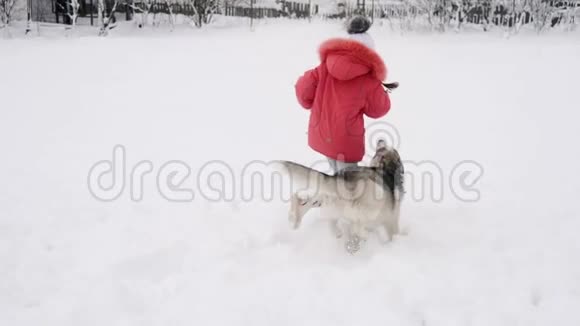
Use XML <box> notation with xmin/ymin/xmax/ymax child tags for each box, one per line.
<box><xmin>344</xmin><ymin>222</ymin><xmax>368</xmax><ymax>254</ymax></box>
<box><xmin>288</xmin><ymin>193</ymin><xmax>308</xmax><ymax>229</ymax></box>
<box><xmin>288</xmin><ymin>193</ymin><xmax>323</xmax><ymax>229</ymax></box>
<box><xmin>391</xmin><ymin>217</ymin><xmax>400</xmax><ymax>236</ymax></box>
<box><xmin>329</xmin><ymin>219</ymin><xmax>343</xmax><ymax>238</ymax></box>
<box><xmin>376</xmin><ymin>225</ymin><xmax>391</xmax><ymax>244</ymax></box>
<box><xmin>384</xmin><ymin>219</ymin><xmax>400</xmax><ymax>242</ymax></box>
<box><xmin>320</xmin><ymin>202</ymin><xmax>342</xmax><ymax>238</ymax></box>
<box><xmin>354</xmin><ymin>222</ymin><xmax>370</xmax><ymax>242</ymax></box>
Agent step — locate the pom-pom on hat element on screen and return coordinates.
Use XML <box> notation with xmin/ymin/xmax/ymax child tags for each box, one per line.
<box><xmin>347</xmin><ymin>15</ymin><xmax>371</xmax><ymax>34</ymax></box>
<box><xmin>346</xmin><ymin>15</ymin><xmax>375</xmax><ymax>49</ymax></box>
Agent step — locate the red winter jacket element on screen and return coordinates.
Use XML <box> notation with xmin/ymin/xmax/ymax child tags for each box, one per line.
<box><xmin>295</xmin><ymin>38</ymin><xmax>391</xmax><ymax>162</ymax></box>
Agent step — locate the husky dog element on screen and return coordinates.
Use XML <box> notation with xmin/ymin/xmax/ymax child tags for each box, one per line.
<box><xmin>276</xmin><ymin>140</ymin><xmax>404</xmax><ymax>253</ymax></box>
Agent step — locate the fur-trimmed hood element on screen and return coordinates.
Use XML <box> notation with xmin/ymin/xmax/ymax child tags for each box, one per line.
<box><xmin>319</xmin><ymin>38</ymin><xmax>387</xmax><ymax>81</ymax></box>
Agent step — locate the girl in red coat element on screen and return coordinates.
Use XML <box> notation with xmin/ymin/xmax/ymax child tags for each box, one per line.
<box><xmin>295</xmin><ymin>16</ymin><xmax>392</xmax><ymax>174</ymax></box>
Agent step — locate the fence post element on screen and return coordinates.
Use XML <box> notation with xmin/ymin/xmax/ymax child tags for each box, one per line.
<box><xmin>250</xmin><ymin>0</ymin><xmax>254</xmax><ymax>29</ymax></box>
<box><xmin>126</xmin><ymin>0</ymin><xmax>134</xmax><ymax>21</ymax></box>
<box><xmin>25</xmin><ymin>0</ymin><xmax>32</xmax><ymax>34</ymax></box>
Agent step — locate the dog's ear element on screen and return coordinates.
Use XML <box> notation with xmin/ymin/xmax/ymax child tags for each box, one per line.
<box><xmin>376</xmin><ymin>139</ymin><xmax>387</xmax><ymax>150</ymax></box>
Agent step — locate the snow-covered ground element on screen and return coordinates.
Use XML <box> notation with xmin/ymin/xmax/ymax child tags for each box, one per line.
<box><xmin>1</xmin><ymin>21</ymin><xmax>580</xmax><ymax>325</ymax></box>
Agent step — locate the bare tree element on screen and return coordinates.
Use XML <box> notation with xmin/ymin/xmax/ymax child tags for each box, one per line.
<box><xmin>481</xmin><ymin>0</ymin><xmax>498</xmax><ymax>32</ymax></box>
<box><xmin>527</xmin><ymin>0</ymin><xmax>557</xmax><ymax>32</ymax></box>
<box><xmin>98</xmin><ymin>0</ymin><xmax>118</xmax><ymax>36</ymax></box>
<box><xmin>129</xmin><ymin>0</ymin><xmax>156</xmax><ymax>27</ymax></box>
<box><xmin>563</xmin><ymin>1</ymin><xmax>579</xmax><ymax>31</ymax></box>
<box><xmin>55</xmin><ymin>0</ymin><xmax>80</xmax><ymax>30</ymax></box>
<box><xmin>435</xmin><ymin>0</ymin><xmax>455</xmax><ymax>31</ymax></box>
<box><xmin>380</xmin><ymin>0</ymin><xmax>417</xmax><ymax>32</ymax></box>
<box><xmin>165</xmin><ymin>0</ymin><xmax>176</xmax><ymax>31</ymax></box>
<box><xmin>185</xmin><ymin>0</ymin><xmax>219</xmax><ymax>28</ymax></box>
<box><xmin>377</xmin><ymin>0</ymin><xmax>576</xmax><ymax>33</ymax></box>
<box><xmin>0</xmin><ymin>0</ymin><xmax>18</xmax><ymax>27</ymax></box>
<box><xmin>395</xmin><ymin>3</ymin><xmax>416</xmax><ymax>32</ymax></box>
<box><xmin>394</xmin><ymin>2</ymin><xmax>422</xmax><ymax>32</ymax></box>
<box><xmin>408</xmin><ymin>0</ymin><xmax>439</xmax><ymax>30</ymax></box>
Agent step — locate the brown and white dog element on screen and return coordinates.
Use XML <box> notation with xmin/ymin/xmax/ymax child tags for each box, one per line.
<box><xmin>276</xmin><ymin>140</ymin><xmax>404</xmax><ymax>253</ymax></box>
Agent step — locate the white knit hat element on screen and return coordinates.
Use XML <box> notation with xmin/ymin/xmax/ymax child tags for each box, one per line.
<box><xmin>348</xmin><ymin>32</ymin><xmax>376</xmax><ymax>50</ymax></box>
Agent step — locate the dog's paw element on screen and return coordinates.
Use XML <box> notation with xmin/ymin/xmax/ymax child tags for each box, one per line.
<box><xmin>288</xmin><ymin>212</ymin><xmax>300</xmax><ymax>230</ymax></box>
<box><xmin>345</xmin><ymin>235</ymin><xmax>361</xmax><ymax>255</ymax></box>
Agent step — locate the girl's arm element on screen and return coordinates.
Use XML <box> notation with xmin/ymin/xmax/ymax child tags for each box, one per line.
<box><xmin>364</xmin><ymin>82</ymin><xmax>391</xmax><ymax>118</ymax></box>
<box><xmin>295</xmin><ymin>67</ymin><xmax>319</xmax><ymax>109</ymax></box>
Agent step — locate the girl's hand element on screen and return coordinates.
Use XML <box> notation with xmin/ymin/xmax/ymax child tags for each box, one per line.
<box><xmin>382</xmin><ymin>82</ymin><xmax>399</xmax><ymax>93</ymax></box>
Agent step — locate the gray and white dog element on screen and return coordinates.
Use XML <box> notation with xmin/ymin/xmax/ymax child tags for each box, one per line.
<box><xmin>276</xmin><ymin>140</ymin><xmax>404</xmax><ymax>253</ymax></box>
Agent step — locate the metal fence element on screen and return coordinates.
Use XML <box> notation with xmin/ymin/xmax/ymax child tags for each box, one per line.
<box><xmin>30</xmin><ymin>0</ymin><xmax>318</xmax><ymax>25</ymax></box>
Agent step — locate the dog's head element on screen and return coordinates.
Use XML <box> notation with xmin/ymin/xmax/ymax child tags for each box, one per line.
<box><xmin>370</xmin><ymin>140</ymin><xmax>401</xmax><ymax>170</ymax></box>
<box><xmin>370</xmin><ymin>139</ymin><xmax>404</xmax><ymax>194</ymax></box>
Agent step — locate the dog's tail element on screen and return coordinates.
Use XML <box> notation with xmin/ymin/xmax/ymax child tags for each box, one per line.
<box><xmin>273</xmin><ymin>160</ymin><xmax>333</xmax><ymax>197</ymax></box>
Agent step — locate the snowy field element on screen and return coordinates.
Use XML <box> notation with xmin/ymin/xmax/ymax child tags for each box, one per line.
<box><xmin>1</xmin><ymin>20</ymin><xmax>580</xmax><ymax>325</ymax></box>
